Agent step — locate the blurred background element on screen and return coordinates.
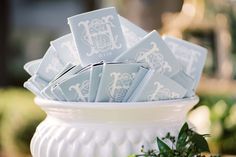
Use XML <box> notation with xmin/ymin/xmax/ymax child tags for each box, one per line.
<box><xmin>0</xmin><ymin>0</ymin><xmax>236</xmax><ymax>156</ymax></box>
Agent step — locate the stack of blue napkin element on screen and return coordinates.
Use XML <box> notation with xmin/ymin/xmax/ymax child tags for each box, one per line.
<box><xmin>24</xmin><ymin>7</ymin><xmax>207</xmax><ymax>102</ymax></box>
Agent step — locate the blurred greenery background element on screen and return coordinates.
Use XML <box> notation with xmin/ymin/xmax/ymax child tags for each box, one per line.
<box><xmin>0</xmin><ymin>0</ymin><xmax>236</xmax><ymax>156</ymax></box>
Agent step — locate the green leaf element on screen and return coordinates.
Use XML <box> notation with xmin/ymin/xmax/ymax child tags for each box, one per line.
<box><xmin>176</xmin><ymin>122</ymin><xmax>189</xmax><ymax>149</ymax></box>
<box><xmin>129</xmin><ymin>122</ymin><xmax>213</xmax><ymax>157</ymax></box>
<box><xmin>178</xmin><ymin>123</ymin><xmax>189</xmax><ymax>137</ymax></box>
<box><xmin>191</xmin><ymin>133</ymin><xmax>210</xmax><ymax>153</ymax></box>
<box><xmin>156</xmin><ymin>137</ymin><xmax>172</xmax><ymax>156</ymax></box>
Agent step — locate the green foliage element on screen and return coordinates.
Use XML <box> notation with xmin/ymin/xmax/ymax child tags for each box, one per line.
<box><xmin>14</xmin><ymin>119</ymin><xmax>42</xmax><ymax>154</ymax></box>
<box><xmin>0</xmin><ymin>111</ymin><xmax>3</xmax><ymax>151</ymax></box>
<box><xmin>129</xmin><ymin>123</ymin><xmax>214</xmax><ymax>157</ymax></box>
<box><xmin>197</xmin><ymin>94</ymin><xmax>236</xmax><ymax>155</ymax></box>
<box><xmin>0</xmin><ymin>88</ymin><xmax>45</xmax><ymax>156</ymax></box>
<box><xmin>198</xmin><ymin>94</ymin><xmax>235</xmax><ymax>108</ymax></box>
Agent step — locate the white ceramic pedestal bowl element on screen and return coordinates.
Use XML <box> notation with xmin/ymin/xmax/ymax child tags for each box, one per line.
<box><xmin>31</xmin><ymin>96</ymin><xmax>199</xmax><ymax>157</ymax></box>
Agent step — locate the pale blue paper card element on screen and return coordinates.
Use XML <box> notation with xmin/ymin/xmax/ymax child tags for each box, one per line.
<box><xmin>41</xmin><ymin>85</ymin><xmax>57</xmax><ymax>100</ymax></box>
<box><xmin>49</xmin><ymin>64</ymin><xmax>83</xmax><ymax>87</ymax></box>
<box><xmin>119</xmin><ymin>15</ymin><xmax>147</xmax><ymax>48</ymax></box>
<box><xmin>88</xmin><ymin>63</ymin><xmax>103</xmax><ymax>102</ymax></box>
<box><xmin>95</xmin><ymin>63</ymin><xmax>141</xmax><ymax>102</ymax></box>
<box><xmin>24</xmin><ymin>59</ymin><xmax>42</xmax><ymax>76</ymax></box>
<box><xmin>43</xmin><ymin>64</ymin><xmax>83</xmax><ymax>101</ymax></box>
<box><xmin>50</xmin><ymin>64</ymin><xmax>85</xmax><ymax>101</ymax></box>
<box><xmin>115</xmin><ymin>30</ymin><xmax>181</xmax><ymax>77</ymax></box>
<box><xmin>163</xmin><ymin>35</ymin><xmax>207</xmax><ymax>89</ymax></box>
<box><xmin>56</xmin><ymin>69</ymin><xmax>91</xmax><ymax>102</ymax></box>
<box><xmin>128</xmin><ymin>70</ymin><xmax>187</xmax><ymax>102</ymax></box>
<box><xmin>51</xmin><ymin>63</ymin><xmax>75</xmax><ymax>83</ymax></box>
<box><xmin>170</xmin><ymin>70</ymin><xmax>195</xmax><ymax>97</ymax></box>
<box><xmin>51</xmin><ymin>33</ymin><xmax>80</xmax><ymax>65</ymax></box>
<box><xmin>51</xmin><ymin>85</ymin><xmax>67</xmax><ymax>101</ymax></box>
<box><xmin>68</xmin><ymin>7</ymin><xmax>127</xmax><ymax>66</ymax></box>
<box><xmin>122</xmin><ymin>66</ymin><xmax>148</xmax><ymax>102</ymax></box>
<box><xmin>36</xmin><ymin>46</ymin><xmax>64</xmax><ymax>82</ymax></box>
<box><xmin>52</xmin><ymin>64</ymin><xmax>83</xmax><ymax>83</ymax></box>
<box><xmin>30</xmin><ymin>75</ymin><xmax>48</xmax><ymax>91</ymax></box>
<box><xmin>24</xmin><ymin>80</ymin><xmax>44</xmax><ymax>97</ymax></box>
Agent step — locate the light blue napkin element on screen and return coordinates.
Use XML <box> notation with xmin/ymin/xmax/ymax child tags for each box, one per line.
<box><xmin>68</xmin><ymin>7</ymin><xmax>127</xmax><ymax>66</ymax></box>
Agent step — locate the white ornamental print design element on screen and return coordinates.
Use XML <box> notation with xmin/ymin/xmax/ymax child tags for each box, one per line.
<box><xmin>121</xmin><ymin>25</ymin><xmax>142</xmax><ymax>48</ymax></box>
<box><xmin>61</xmin><ymin>41</ymin><xmax>78</xmax><ymax>59</ymax></box>
<box><xmin>45</xmin><ymin>58</ymin><xmax>62</xmax><ymax>74</ymax></box>
<box><xmin>108</xmin><ymin>72</ymin><xmax>135</xmax><ymax>102</ymax></box>
<box><xmin>147</xmin><ymin>81</ymin><xmax>180</xmax><ymax>101</ymax></box>
<box><xmin>69</xmin><ymin>80</ymin><xmax>89</xmax><ymax>102</ymax></box>
<box><xmin>136</xmin><ymin>42</ymin><xmax>172</xmax><ymax>73</ymax></box>
<box><xmin>79</xmin><ymin>15</ymin><xmax>121</xmax><ymax>57</ymax></box>
<box><xmin>166</xmin><ymin>41</ymin><xmax>201</xmax><ymax>78</ymax></box>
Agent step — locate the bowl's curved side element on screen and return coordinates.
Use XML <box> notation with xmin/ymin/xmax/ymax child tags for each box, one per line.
<box><xmin>34</xmin><ymin>96</ymin><xmax>199</xmax><ymax>124</ymax></box>
<box><xmin>34</xmin><ymin>96</ymin><xmax>199</xmax><ymax>108</ymax></box>
<box><xmin>31</xmin><ymin>97</ymin><xmax>199</xmax><ymax>157</ymax></box>
<box><xmin>30</xmin><ymin>119</ymin><xmax>182</xmax><ymax>157</ymax></box>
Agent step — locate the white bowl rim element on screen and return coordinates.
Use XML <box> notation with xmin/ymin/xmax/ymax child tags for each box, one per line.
<box><xmin>35</xmin><ymin>95</ymin><xmax>199</xmax><ymax>109</ymax></box>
